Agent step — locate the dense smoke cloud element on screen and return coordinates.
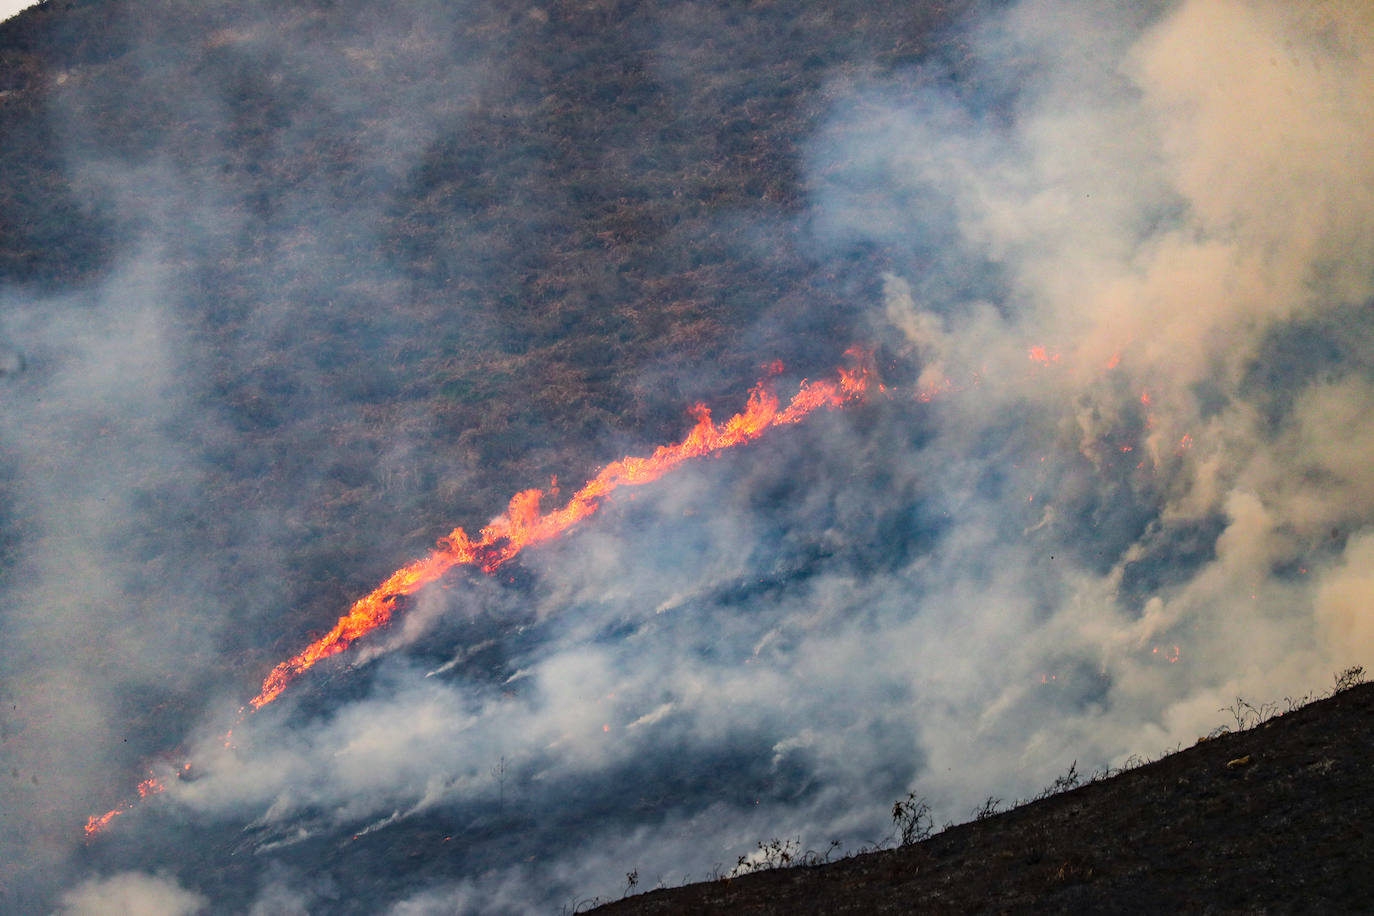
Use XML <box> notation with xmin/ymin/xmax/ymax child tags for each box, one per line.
<box><xmin>799</xmin><ymin>0</ymin><xmax>1374</xmax><ymax>801</ymax></box>
<box><xmin>2</xmin><ymin>0</ymin><xmax>1371</xmax><ymax>912</ymax></box>
<box><xmin>0</xmin><ymin>0</ymin><xmax>500</xmax><ymax>906</ymax></box>
<box><xmin>56</xmin><ymin>871</ymin><xmax>206</xmax><ymax>916</ymax></box>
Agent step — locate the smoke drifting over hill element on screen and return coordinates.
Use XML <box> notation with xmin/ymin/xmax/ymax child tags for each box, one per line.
<box><xmin>2</xmin><ymin>0</ymin><xmax>1371</xmax><ymax>912</ymax></box>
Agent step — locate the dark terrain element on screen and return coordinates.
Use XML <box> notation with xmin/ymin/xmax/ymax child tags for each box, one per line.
<box><xmin>0</xmin><ymin>0</ymin><xmax>973</xmax><ymax>702</ymax></box>
<box><xmin>3</xmin><ymin>1</ymin><xmax>1371</xmax><ymax>913</ymax></box>
<box><xmin>1</xmin><ymin>1</ymin><xmax>977</xmax><ymax>908</ymax></box>
<box><xmin>597</xmin><ymin>679</ymin><xmax>1374</xmax><ymax>914</ymax></box>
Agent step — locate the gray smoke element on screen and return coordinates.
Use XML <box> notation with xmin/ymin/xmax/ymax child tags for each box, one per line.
<box><xmin>3</xmin><ymin>0</ymin><xmax>1372</xmax><ymax>912</ymax></box>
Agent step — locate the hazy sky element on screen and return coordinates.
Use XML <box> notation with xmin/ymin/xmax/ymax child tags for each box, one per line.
<box><xmin>0</xmin><ymin>1</ymin><xmax>37</xmax><ymax>25</ymax></box>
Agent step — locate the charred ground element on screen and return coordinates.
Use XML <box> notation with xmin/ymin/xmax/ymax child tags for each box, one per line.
<box><xmin>595</xmin><ymin>679</ymin><xmax>1374</xmax><ymax>914</ymax></box>
<box><xmin>1</xmin><ymin>0</ymin><xmax>976</xmax><ymax>908</ymax></box>
<box><xmin>4</xmin><ymin>1</ymin><xmax>1370</xmax><ymax>914</ymax></box>
<box><xmin>0</xmin><ymin>0</ymin><xmax>974</xmax><ymax>703</ymax></box>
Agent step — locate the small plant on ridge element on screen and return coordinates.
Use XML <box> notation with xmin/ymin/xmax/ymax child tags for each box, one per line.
<box><xmin>892</xmin><ymin>791</ymin><xmax>933</xmax><ymax>846</ymax></box>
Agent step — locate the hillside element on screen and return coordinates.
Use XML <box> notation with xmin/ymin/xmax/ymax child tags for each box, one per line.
<box><xmin>3</xmin><ymin>0</ymin><xmax>1373</xmax><ymax>913</ymax></box>
<box><xmin>597</xmin><ymin>679</ymin><xmax>1374</xmax><ymax>914</ymax></box>
<box><xmin>0</xmin><ymin>0</ymin><xmax>972</xmax><ymax>695</ymax></box>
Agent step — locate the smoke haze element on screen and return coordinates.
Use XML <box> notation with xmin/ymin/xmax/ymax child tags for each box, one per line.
<box><xmin>1</xmin><ymin>0</ymin><xmax>1371</xmax><ymax>911</ymax></box>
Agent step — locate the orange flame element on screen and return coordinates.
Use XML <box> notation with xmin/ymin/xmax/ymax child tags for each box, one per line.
<box><xmin>84</xmin><ymin>808</ymin><xmax>123</xmax><ymax>837</ymax></box>
<box><xmin>84</xmin><ymin>775</ymin><xmax>166</xmax><ymax>837</ymax></box>
<box><xmin>248</xmin><ymin>355</ymin><xmax>873</xmax><ymax>710</ymax></box>
<box><xmin>84</xmin><ymin>353</ymin><xmax>876</xmax><ymax>838</ymax></box>
<box><xmin>1152</xmin><ymin>645</ymin><xmax>1181</xmax><ymax>663</ymax></box>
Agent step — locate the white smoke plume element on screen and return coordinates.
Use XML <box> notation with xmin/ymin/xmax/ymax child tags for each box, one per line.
<box><xmin>55</xmin><ymin>871</ymin><xmax>206</xmax><ymax>916</ymax></box>
<box><xmin>800</xmin><ymin>0</ymin><xmax>1374</xmax><ymax>800</ymax></box>
<box><xmin>5</xmin><ymin>1</ymin><xmax>1372</xmax><ymax>913</ymax></box>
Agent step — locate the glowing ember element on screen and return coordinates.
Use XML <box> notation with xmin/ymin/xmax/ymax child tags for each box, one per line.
<box><xmin>85</xmin><ymin>775</ymin><xmax>166</xmax><ymax>837</ymax></box>
<box><xmin>248</xmin><ymin>354</ymin><xmax>874</xmax><ymax>711</ymax></box>
<box><xmin>915</xmin><ymin>376</ymin><xmax>955</xmax><ymax>403</ymax></box>
<box><xmin>84</xmin><ymin>808</ymin><xmax>123</xmax><ymax>837</ymax></box>
<box><xmin>1152</xmin><ymin>645</ymin><xmax>1181</xmax><ymax>663</ymax></box>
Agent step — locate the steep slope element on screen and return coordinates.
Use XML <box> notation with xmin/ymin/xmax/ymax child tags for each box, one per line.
<box><xmin>598</xmin><ymin>681</ymin><xmax>1374</xmax><ymax>914</ymax></box>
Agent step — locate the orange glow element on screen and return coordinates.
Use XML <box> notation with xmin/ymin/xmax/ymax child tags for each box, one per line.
<box><xmin>87</xmin><ymin>353</ymin><xmax>882</xmax><ymax>837</ymax></box>
<box><xmin>248</xmin><ymin>355</ymin><xmax>873</xmax><ymax>710</ymax></box>
<box><xmin>1028</xmin><ymin>346</ymin><xmax>1060</xmax><ymax>365</ymax></box>
<box><xmin>915</xmin><ymin>375</ymin><xmax>955</xmax><ymax>403</ymax></box>
<box><xmin>88</xmin><ymin>357</ymin><xmax>879</xmax><ymax>840</ymax></box>
<box><xmin>84</xmin><ymin>807</ymin><xmax>123</xmax><ymax>837</ymax></box>
<box><xmin>85</xmin><ymin>775</ymin><xmax>165</xmax><ymax>837</ymax></box>
<box><xmin>1105</xmin><ymin>352</ymin><xmax>1121</xmax><ymax>370</ymax></box>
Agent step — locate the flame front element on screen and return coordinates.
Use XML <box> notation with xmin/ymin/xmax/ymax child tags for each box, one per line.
<box><xmin>85</xmin><ymin>776</ymin><xmax>165</xmax><ymax>837</ymax></box>
<box><xmin>249</xmin><ymin>355</ymin><xmax>873</xmax><ymax>710</ymax></box>
<box><xmin>84</xmin><ymin>808</ymin><xmax>123</xmax><ymax>837</ymax></box>
<box><xmin>83</xmin><ymin>355</ymin><xmax>873</xmax><ymax>838</ymax></box>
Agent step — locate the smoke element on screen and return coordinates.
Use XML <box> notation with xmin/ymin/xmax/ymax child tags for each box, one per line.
<box><xmin>4</xmin><ymin>0</ymin><xmax>1372</xmax><ymax>912</ymax></box>
<box><xmin>0</xmin><ymin>0</ymin><xmax>501</xmax><ymax>907</ymax></box>
<box><xmin>0</xmin><ymin>2</ymin><xmax>36</xmax><ymax>26</ymax></box>
<box><xmin>797</xmin><ymin>0</ymin><xmax>1374</xmax><ymax>797</ymax></box>
<box><xmin>55</xmin><ymin>872</ymin><xmax>206</xmax><ymax>916</ymax></box>
<box><xmin>1316</xmin><ymin>529</ymin><xmax>1374</xmax><ymax>668</ymax></box>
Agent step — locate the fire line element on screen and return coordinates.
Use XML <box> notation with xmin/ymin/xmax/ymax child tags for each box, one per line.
<box><xmin>85</xmin><ymin>353</ymin><xmax>872</xmax><ymax>837</ymax></box>
<box><xmin>250</xmin><ymin>352</ymin><xmax>871</xmax><ymax>709</ymax></box>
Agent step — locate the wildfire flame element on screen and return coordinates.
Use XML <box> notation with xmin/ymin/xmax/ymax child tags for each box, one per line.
<box><xmin>84</xmin><ymin>808</ymin><xmax>122</xmax><ymax>837</ymax></box>
<box><xmin>250</xmin><ymin>353</ymin><xmax>872</xmax><ymax>709</ymax></box>
<box><xmin>83</xmin><ymin>353</ymin><xmax>872</xmax><ymax>838</ymax></box>
<box><xmin>84</xmin><ymin>776</ymin><xmax>165</xmax><ymax>837</ymax></box>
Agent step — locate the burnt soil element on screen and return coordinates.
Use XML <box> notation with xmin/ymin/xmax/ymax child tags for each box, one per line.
<box><xmin>595</xmin><ymin>682</ymin><xmax>1374</xmax><ymax>914</ymax></box>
